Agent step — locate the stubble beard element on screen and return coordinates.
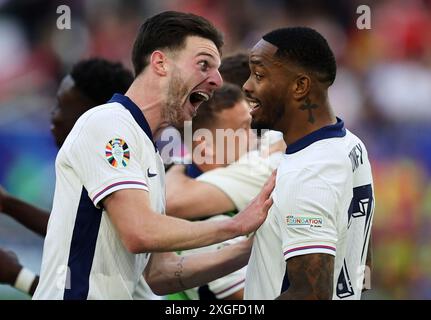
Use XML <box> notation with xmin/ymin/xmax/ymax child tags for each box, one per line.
<box><xmin>163</xmin><ymin>70</ymin><xmax>190</xmax><ymax>130</ymax></box>
<box><xmin>251</xmin><ymin>101</ymin><xmax>285</xmax><ymax>133</ymax></box>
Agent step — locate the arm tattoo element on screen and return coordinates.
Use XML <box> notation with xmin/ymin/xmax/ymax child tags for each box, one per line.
<box><xmin>299</xmin><ymin>98</ymin><xmax>319</xmax><ymax>124</ymax></box>
<box><xmin>277</xmin><ymin>253</ymin><xmax>334</xmax><ymax>300</ymax></box>
<box><xmin>174</xmin><ymin>256</ymin><xmax>187</xmax><ymax>290</ymax></box>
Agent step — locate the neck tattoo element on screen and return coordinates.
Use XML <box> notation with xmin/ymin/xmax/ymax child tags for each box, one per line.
<box><xmin>299</xmin><ymin>98</ymin><xmax>319</xmax><ymax>124</ymax></box>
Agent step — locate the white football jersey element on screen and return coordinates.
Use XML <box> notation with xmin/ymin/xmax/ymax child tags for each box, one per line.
<box><xmin>34</xmin><ymin>94</ymin><xmax>165</xmax><ymax>300</ymax></box>
<box><xmin>244</xmin><ymin>119</ymin><xmax>374</xmax><ymax>300</ymax></box>
<box><xmin>133</xmin><ymin>276</ymin><xmax>162</xmax><ymax>300</ymax></box>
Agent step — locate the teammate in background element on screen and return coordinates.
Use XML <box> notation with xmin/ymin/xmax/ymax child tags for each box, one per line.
<box><xmin>0</xmin><ymin>58</ymin><xmax>134</xmax><ymax>296</ymax></box>
<box><xmin>168</xmin><ymin>83</ymin><xmax>252</xmax><ymax>300</ymax></box>
<box><xmin>167</xmin><ymin>53</ymin><xmax>284</xmax><ymax>221</ymax></box>
<box><xmin>243</xmin><ymin>27</ymin><xmax>374</xmax><ymax>300</ymax></box>
<box><xmin>34</xmin><ymin>11</ymin><xmax>274</xmax><ymax>300</ymax></box>
<box><xmin>218</xmin><ymin>53</ymin><xmax>250</xmax><ymax>89</ymax></box>
<box><xmin>0</xmin><ymin>58</ymin><xmax>133</xmax><ymax>237</ymax></box>
<box><xmin>0</xmin><ymin>248</ymin><xmax>38</xmax><ymax>296</ymax></box>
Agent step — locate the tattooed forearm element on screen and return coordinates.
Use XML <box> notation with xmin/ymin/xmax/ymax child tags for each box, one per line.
<box><xmin>277</xmin><ymin>253</ymin><xmax>334</xmax><ymax>300</ymax></box>
<box><xmin>174</xmin><ymin>256</ymin><xmax>187</xmax><ymax>290</ymax></box>
<box><xmin>299</xmin><ymin>98</ymin><xmax>319</xmax><ymax>124</ymax></box>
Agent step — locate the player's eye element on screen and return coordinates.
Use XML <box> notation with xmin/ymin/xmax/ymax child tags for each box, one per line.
<box><xmin>255</xmin><ymin>73</ymin><xmax>263</xmax><ymax>81</ymax></box>
<box><xmin>199</xmin><ymin>60</ymin><xmax>209</xmax><ymax>71</ymax></box>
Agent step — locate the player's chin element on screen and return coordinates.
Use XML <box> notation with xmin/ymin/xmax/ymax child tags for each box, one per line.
<box><xmin>185</xmin><ymin>101</ymin><xmax>199</xmax><ymax>119</ymax></box>
<box><xmin>55</xmin><ymin>138</ymin><xmax>64</xmax><ymax>148</ymax></box>
<box><xmin>251</xmin><ymin>116</ymin><xmax>272</xmax><ymax>131</ymax></box>
<box><xmin>171</xmin><ymin>113</ymin><xmax>190</xmax><ymax>130</ymax></box>
<box><xmin>171</xmin><ymin>116</ymin><xmax>186</xmax><ymax>130</ymax></box>
<box><xmin>250</xmin><ymin>108</ymin><xmax>264</xmax><ymax>125</ymax></box>
<box><xmin>182</xmin><ymin>110</ymin><xmax>194</xmax><ymax>123</ymax></box>
<box><xmin>52</xmin><ymin>133</ymin><xmax>64</xmax><ymax>148</ymax></box>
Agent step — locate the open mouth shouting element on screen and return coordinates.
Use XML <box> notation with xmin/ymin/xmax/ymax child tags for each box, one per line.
<box><xmin>187</xmin><ymin>90</ymin><xmax>211</xmax><ymax>116</ymax></box>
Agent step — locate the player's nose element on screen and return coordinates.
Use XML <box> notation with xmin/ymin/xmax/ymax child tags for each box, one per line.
<box><xmin>208</xmin><ymin>69</ymin><xmax>223</xmax><ymax>89</ymax></box>
<box><xmin>243</xmin><ymin>76</ymin><xmax>253</xmax><ymax>93</ymax></box>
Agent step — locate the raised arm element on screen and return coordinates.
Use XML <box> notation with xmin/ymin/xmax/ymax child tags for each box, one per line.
<box><xmin>104</xmin><ymin>170</ymin><xmax>275</xmax><ymax>253</ymax></box>
<box><xmin>276</xmin><ymin>253</ymin><xmax>334</xmax><ymax>300</ymax></box>
<box><xmin>0</xmin><ymin>186</ymin><xmax>49</xmax><ymax>237</ymax></box>
<box><xmin>144</xmin><ymin>237</ymin><xmax>252</xmax><ymax>295</ymax></box>
<box><xmin>166</xmin><ymin>165</ymin><xmax>236</xmax><ymax>219</ymax></box>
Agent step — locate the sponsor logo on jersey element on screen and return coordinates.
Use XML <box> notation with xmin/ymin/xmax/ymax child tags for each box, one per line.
<box><xmin>147</xmin><ymin>168</ymin><xmax>157</xmax><ymax>177</ymax></box>
<box><xmin>286</xmin><ymin>215</ymin><xmax>323</xmax><ymax>228</ymax></box>
<box><xmin>105</xmin><ymin>138</ymin><xmax>130</xmax><ymax>168</ymax></box>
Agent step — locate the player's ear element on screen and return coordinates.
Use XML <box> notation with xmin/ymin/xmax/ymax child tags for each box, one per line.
<box><xmin>150</xmin><ymin>51</ymin><xmax>168</xmax><ymax>76</ymax></box>
<box><xmin>292</xmin><ymin>74</ymin><xmax>311</xmax><ymax>100</ymax></box>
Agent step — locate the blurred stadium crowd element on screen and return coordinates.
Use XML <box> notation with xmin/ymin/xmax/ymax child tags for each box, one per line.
<box><xmin>1</xmin><ymin>0</ymin><xmax>431</xmax><ymax>299</ymax></box>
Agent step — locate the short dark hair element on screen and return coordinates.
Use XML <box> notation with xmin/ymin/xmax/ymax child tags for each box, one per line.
<box><xmin>263</xmin><ymin>27</ymin><xmax>337</xmax><ymax>85</ymax></box>
<box><xmin>132</xmin><ymin>11</ymin><xmax>224</xmax><ymax>76</ymax></box>
<box><xmin>219</xmin><ymin>53</ymin><xmax>250</xmax><ymax>87</ymax></box>
<box><xmin>193</xmin><ymin>83</ymin><xmax>244</xmax><ymax>131</ymax></box>
<box><xmin>70</xmin><ymin>58</ymin><xmax>133</xmax><ymax>105</ymax></box>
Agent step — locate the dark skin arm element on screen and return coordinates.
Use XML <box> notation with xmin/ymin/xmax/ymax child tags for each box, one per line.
<box><xmin>224</xmin><ymin>288</ymin><xmax>244</xmax><ymax>300</ymax></box>
<box><xmin>276</xmin><ymin>254</ymin><xmax>334</xmax><ymax>300</ymax></box>
<box><xmin>0</xmin><ymin>248</ymin><xmax>39</xmax><ymax>296</ymax></box>
<box><xmin>0</xmin><ymin>186</ymin><xmax>49</xmax><ymax>237</ymax></box>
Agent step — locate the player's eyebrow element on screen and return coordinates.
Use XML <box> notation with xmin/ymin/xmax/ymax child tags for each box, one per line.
<box><xmin>195</xmin><ymin>52</ymin><xmax>216</xmax><ymax>60</ymax></box>
<box><xmin>249</xmin><ymin>58</ymin><xmax>265</xmax><ymax>67</ymax></box>
<box><xmin>195</xmin><ymin>51</ymin><xmax>220</xmax><ymax>67</ymax></box>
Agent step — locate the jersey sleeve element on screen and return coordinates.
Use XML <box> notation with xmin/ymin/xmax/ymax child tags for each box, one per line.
<box><xmin>66</xmin><ymin>109</ymin><xmax>150</xmax><ymax>208</ymax></box>
<box><xmin>274</xmin><ymin>169</ymin><xmax>338</xmax><ymax>261</ymax></box>
<box><xmin>197</xmin><ymin>152</ymin><xmax>275</xmax><ymax>211</ymax></box>
<box><xmin>208</xmin><ymin>266</ymin><xmax>246</xmax><ymax>299</ymax></box>
<box><xmin>133</xmin><ymin>276</ymin><xmax>162</xmax><ymax>300</ymax></box>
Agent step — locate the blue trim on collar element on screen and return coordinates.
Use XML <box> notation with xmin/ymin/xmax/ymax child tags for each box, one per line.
<box><xmin>286</xmin><ymin>118</ymin><xmax>346</xmax><ymax>154</ymax></box>
<box><xmin>186</xmin><ymin>162</ymin><xmax>203</xmax><ymax>178</ymax></box>
<box><xmin>108</xmin><ymin>93</ymin><xmax>157</xmax><ymax>151</ymax></box>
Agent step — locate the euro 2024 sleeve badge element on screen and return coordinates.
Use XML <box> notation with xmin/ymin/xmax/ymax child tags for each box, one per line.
<box><xmin>105</xmin><ymin>138</ymin><xmax>130</xmax><ymax>168</ymax></box>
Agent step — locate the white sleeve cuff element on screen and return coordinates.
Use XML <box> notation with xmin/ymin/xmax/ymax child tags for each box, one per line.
<box><xmin>283</xmin><ymin>242</ymin><xmax>336</xmax><ymax>261</ymax></box>
<box><xmin>90</xmin><ymin>179</ymin><xmax>149</xmax><ymax>208</ymax></box>
<box><xmin>213</xmin><ymin>278</ymin><xmax>245</xmax><ymax>299</ymax></box>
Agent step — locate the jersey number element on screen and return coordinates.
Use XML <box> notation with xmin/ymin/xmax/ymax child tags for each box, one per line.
<box><xmin>336</xmin><ymin>184</ymin><xmax>374</xmax><ymax>299</ymax></box>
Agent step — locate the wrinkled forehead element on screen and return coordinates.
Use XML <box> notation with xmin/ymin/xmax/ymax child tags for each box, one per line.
<box><xmin>180</xmin><ymin>35</ymin><xmax>221</xmax><ymax>65</ymax></box>
<box><xmin>249</xmin><ymin>39</ymin><xmax>279</xmax><ymax>64</ymax></box>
